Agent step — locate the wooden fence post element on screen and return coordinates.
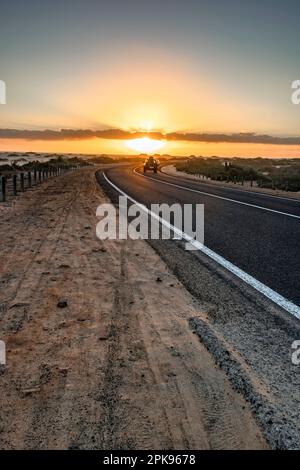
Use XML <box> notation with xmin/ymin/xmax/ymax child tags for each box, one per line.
<box><xmin>1</xmin><ymin>176</ymin><xmax>6</xmax><ymax>202</ymax></box>
<box><xmin>20</xmin><ymin>173</ymin><xmax>25</xmax><ymax>192</ymax></box>
<box><xmin>13</xmin><ymin>174</ymin><xmax>17</xmax><ymax>195</ymax></box>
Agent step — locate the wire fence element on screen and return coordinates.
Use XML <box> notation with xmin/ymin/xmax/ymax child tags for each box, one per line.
<box><xmin>0</xmin><ymin>164</ymin><xmax>85</xmax><ymax>202</ymax></box>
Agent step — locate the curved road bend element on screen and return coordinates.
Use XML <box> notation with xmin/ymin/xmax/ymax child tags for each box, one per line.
<box><xmin>102</xmin><ymin>165</ymin><xmax>300</xmax><ymax>307</ymax></box>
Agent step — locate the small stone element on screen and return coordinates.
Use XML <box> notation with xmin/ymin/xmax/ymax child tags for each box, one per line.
<box><xmin>167</xmin><ymin>372</ymin><xmax>177</xmax><ymax>378</ymax></box>
<box><xmin>22</xmin><ymin>387</ymin><xmax>41</xmax><ymax>396</ymax></box>
<box><xmin>170</xmin><ymin>346</ymin><xmax>181</xmax><ymax>357</ymax></box>
<box><xmin>57</xmin><ymin>299</ymin><xmax>68</xmax><ymax>309</ymax></box>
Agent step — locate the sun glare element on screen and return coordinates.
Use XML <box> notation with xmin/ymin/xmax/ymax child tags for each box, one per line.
<box><xmin>125</xmin><ymin>137</ymin><xmax>165</xmax><ymax>154</ymax></box>
<box><xmin>139</xmin><ymin>120</ymin><xmax>154</xmax><ymax>132</ymax></box>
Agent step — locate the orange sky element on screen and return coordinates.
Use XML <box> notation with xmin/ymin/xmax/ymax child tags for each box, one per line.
<box><xmin>1</xmin><ymin>4</ymin><xmax>300</xmax><ymax>158</ymax></box>
<box><xmin>1</xmin><ymin>138</ymin><xmax>300</xmax><ymax>158</ymax></box>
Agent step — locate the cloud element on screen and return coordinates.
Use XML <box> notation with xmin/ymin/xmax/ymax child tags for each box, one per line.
<box><xmin>1</xmin><ymin>128</ymin><xmax>300</xmax><ymax>145</ymax></box>
<box><xmin>165</xmin><ymin>132</ymin><xmax>300</xmax><ymax>145</ymax></box>
<box><xmin>0</xmin><ymin>128</ymin><xmax>134</xmax><ymax>140</ymax></box>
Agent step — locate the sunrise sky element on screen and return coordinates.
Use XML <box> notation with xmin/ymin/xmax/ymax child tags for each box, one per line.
<box><xmin>1</xmin><ymin>0</ymin><xmax>300</xmax><ymax>157</ymax></box>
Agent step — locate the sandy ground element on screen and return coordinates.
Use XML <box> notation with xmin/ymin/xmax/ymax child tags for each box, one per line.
<box><xmin>0</xmin><ymin>167</ymin><xmax>267</xmax><ymax>449</ymax></box>
<box><xmin>162</xmin><ymin>165</ymin><xmax>300</xmax><ymax>200</ymax></box>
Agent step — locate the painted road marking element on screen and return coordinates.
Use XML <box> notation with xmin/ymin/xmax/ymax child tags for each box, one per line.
<box><xmin>103</xmin><ymin>171</ymin><xmax>300</xmax><ymax>320</ymax></box>
<box><xmin>160</xmin><ymin>166</ymin><xmax>300</xmax><ymax>203</ymax></box>
<box><xmin>133</xmin><ymin>168</ymin><xmax>300</xmax><ymax>219</ymax></box>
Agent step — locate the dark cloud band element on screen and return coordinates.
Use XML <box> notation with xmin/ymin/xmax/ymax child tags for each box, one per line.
<box><xmin>0</xmin><ymin>128</ymin><xmax>300</xmax><ymax>145</ymax></box>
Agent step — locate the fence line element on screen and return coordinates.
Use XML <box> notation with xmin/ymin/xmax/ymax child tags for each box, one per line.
<box><xmin>0</xmin><ymin>164</ymin><xmax>84</xmax><ymax>202</ymax></box>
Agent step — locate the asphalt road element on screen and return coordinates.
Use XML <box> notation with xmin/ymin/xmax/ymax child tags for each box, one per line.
<box><xmin>97</xmin><ymin>164</ymin><xmax>300</xmax><ymax>448</ymax></box>
<box><xmin>102</xmin><ymin>165</ymin><xmax>300</xmax><ymax>307</ymax></box>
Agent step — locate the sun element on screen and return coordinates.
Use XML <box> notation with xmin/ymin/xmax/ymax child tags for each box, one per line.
<box><xmin>125</xmin><ymin>136</ymin><xmax>165</xmax><ymax>154</ymax></box>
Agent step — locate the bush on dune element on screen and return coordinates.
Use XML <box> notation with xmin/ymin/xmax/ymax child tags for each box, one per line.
<box><xmin>175</xmin><ymin>157</ymin><xmax>300</xmax><ymax>192</ymax></box>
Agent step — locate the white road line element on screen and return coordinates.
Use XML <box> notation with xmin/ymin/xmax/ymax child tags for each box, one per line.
<box><xmin>133</xmin><ymin>168</ymin><xmax>300</xmax><ymax>219</ymax></box>
<box><xmin>103</xmin><ymin>171</ymin><xmax>300</xmax><ymax>320</ymax></box>
<box><xmin>160</xmin><ymin>166</ymin><xmax>300</xmax><ymax>203</ymax></box>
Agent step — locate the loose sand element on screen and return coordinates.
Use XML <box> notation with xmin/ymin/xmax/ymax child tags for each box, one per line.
<box><xmin>0</xmin><ymin>167</ymin><xmax>267</xmax><ymax>449</ymax></box>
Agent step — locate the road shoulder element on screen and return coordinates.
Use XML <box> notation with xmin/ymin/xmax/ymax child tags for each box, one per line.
<box><xmin>0</xmin><ymin>167</ymin><xmax>267</xmax><ymax>449</ymax></box>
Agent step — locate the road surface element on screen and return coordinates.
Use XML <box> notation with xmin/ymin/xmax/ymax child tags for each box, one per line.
<box><xmin>98</xmin><ymin>164</ymin><xmax>300</xmax><ymax>449</ymax></box>
<box><xmin>102</xmin><ymin>165</ymin><xmax>300</xmax><ymax>307</ymax></box>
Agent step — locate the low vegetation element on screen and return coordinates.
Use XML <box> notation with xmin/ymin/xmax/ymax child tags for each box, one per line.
<box><xmin>175</xmin><ymin>157</ymin><xmax>300</xmax><ymax>192</ymax></box>
<box><xmin>0</xmin><ymin>156</ymin><xmax>91</xmax><ymax>175</ymax></box>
